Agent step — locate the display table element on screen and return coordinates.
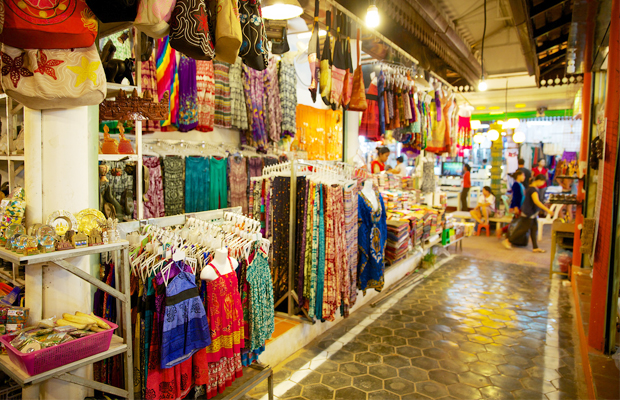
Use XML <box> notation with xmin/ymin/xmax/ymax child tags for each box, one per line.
<box><xmin>0</xmin><ymin>242</ymin><xmax>134</xmax><ymax>399</ymax></box>
<box><xmin>449</xmin><ymin>211</ymin><xmax>513</xmax><ymax>237</ymax></box>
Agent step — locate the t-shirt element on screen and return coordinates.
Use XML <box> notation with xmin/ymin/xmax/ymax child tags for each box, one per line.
<box><xmin>510</xmin><ymin>181</ymin><xmax>525</xmax><ymax>209</ymax></box>
<box><xmin>478</xmin><ymin>193</ymin><xmax>496</xmax><ymax>212</ymax></box>
<box><xmin>516</xmin><ymin>167</ymin><xmax>532</xmax><ymax>188</ymax></box>
<box><xmin>463</xmin><ymin>171</ymin><xmax>471</xmax><ymax>188</ymax></box>
<box><xmin>394</xmin><ymin>163</ymin><xmax>407</xmax><ymax>177</ymax></box>
<box><xmin>371</xmin><ymin>160</ymin><xmax>385</xmax><ymax>173</ymax></box>
<box><xmin>521</xmin><ymin>187</ymin><xmax>541</xmax><ymax>218</ymax></box>
<box><xmin>532</xmin><ymin>167</ymin><xmax>548</xmax><ymax>188</ymax></box>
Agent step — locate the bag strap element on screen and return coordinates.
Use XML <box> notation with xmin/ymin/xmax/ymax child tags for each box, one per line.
<box><xmin>357</xmin><ymin>28</ymin><xmax>361</xmax><ymax>67</ymax></box>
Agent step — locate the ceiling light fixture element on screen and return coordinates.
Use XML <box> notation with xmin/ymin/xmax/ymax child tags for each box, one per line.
<box><xmin>470</xmin><ymin>120</ymin><xmax>482</xmax><ymax>130</ymax></box>
<box><xmin>473</xmin><ymin>133</ymin><xmax>484</xmax><ymax>144</ymax></box>
<box><xmin>261</xmin><ymin>0</ymin><xmax>303</xmax><ymax>20</ymax></box>
<box><xmin>506</xmin><ymin>118</ymin><xmax>520</xmax><ymax>129</ymax></box>
<box><xmin>513</xmin><ymin>131</ymin><xmax>525</xmax><ymax>143</ymax></box>
<box><xmin>366</xmin><ymin>0</ymin><xmax>380</xmax><ymax>28</ymax></box>
<box><xmin>487</xmin><ymin>129</ymin><xmax>500</xmax><ymax>141</ymax></box>
<box><xmin>478</xmin><ymin>0</ymin><xmax>487</xmax><ymax>92</ymax></box>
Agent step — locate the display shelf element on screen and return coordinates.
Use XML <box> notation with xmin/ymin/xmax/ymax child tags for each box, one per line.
<box><xmin>0</xmin><ymin>268</ymin><xmax>24</xmax><ymax>286</ymax></box>
<box><xmin>98</xmin><ymin>154</ymin><xmax>138</xmax><ymax>162</ymax></box>
<box><xmin>556</xmin><ymin>175</ymin><xmax>583</xmax><ymax>179</ymax></box>
<box><xmin>0</xmin><ymin>335</ymin><xmax>127</xmax><ymax>387</ymax></box>
<box><xmin>0</xmin><ymin>155</ymin><xmax>24</xmax><ymax>161</ymax></box>
<box><xmin>0</xmin><ymin>241</ymin><xmax>128</xmax><ymax>266</ymax></box>
<box><xmin>423</xmin><ymin>235</ymin><xmax>441</xmax><ymax>250</ymax></box>
<box><xmin>550</xmin><ymin>200</ymin><xmax>582</xmax><ymax>205</ymax></box>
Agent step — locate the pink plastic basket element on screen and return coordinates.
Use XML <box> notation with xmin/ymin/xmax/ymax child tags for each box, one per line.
<box><xmin>0</xmin><ymin>318</ymin><xmax>117</xmax><ymax>376</ymax></box>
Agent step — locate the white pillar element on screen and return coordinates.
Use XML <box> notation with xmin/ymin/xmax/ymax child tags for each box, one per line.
<box><xmin>25</xmin><ymin>106</ymin><xmax>99</xmax><ymax>399</ymax></box>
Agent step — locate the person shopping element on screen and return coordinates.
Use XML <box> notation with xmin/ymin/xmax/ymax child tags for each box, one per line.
<box><xmin>371</xmin><ymin>147</ymin><xmax>390</xmax><ymax>173</ymax></box>
<box><xmin>516</xmin><ymin>158</ymin><xmax>531</xmax><ymax>188</ymax></box>
<box><xmin>391</xmin><ymin>156</ymin><xmax>408</xmax><ymax>177</ymax></box>
<box><xmin>460</xmin><ymin>164</ymin><xmax>471</xmax><ymax>211</ymax></box>
<box><xmin>503</xmin><ymin>174</ymin><xmax>552</xmax><ymax>252</ymax></box>
<box><xmin>509</xmin><ymin>170</ymin><xmax>526</xmax><ymax>214</ymax></box>
<box><xmin>470</xmin><ymin>186</ymin><xmax>495</xmax><ymax>227</ymax></box>
<box><xmin>532</xmin><ymin>159</ymin><xmax>548</xmax><ymax>200</ymax></box>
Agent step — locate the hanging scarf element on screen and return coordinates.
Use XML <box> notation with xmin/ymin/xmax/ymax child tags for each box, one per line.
<box><xmin>320</xmin><ymin>10</ymin><xmax>333</xmax><ymax>107</ymax></box>
<box><xmin>156</xmin><ymin>36</ymin><xmax>179</xmax><ymax>129</ymax></box>
<box><xmin>308</xmin><ymin>0</ymin><xmax>320</xmax><ymax>102</ymax></box>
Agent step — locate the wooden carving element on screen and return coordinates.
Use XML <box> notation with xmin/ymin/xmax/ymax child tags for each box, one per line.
<box><xmin>100</xmin><ymin>89</ymin><xmax>170</xmax><ymax>121</ymax></box>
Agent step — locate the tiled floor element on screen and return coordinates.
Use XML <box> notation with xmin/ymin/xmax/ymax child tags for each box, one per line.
<box><xmin>247</xmin><ymin>255</ymin><xmax>588</xmax><ymax>400</ymax></box>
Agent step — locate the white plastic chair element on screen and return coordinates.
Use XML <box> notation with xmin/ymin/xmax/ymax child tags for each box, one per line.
<box><xmin>538</xmin><ymin>204</ymin><xmax>564</xmax><ymax>242</ymax></box>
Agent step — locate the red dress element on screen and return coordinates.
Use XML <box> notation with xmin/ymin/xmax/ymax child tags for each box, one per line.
<box><xmin>360</xmin><ymin>82</ymin><xmax>381</xmax><ymax>141</ymax></box>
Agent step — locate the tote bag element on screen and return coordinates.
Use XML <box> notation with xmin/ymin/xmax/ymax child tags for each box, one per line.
<box><xmin>134</xmin><ymin>0</ymin><xmax>176</xmax><ymax>39</ymax></box>
<box><xmin>0</xmin><ymin>0</ymin><xmax>98</xmax><ymax>49</ymax></box>
<box><xmin>348</xmin><ymin>29</ymin><xmax>367</xmax><ymax>112</ymax></box>
<box><xmin>214</xmin><ymin>0</ymin><xmax>242</xmax><ymax>64</ymax></box>
<box><xmin>169</xmin><ymin>0</ymin><xmax>215</xmax><ymax>60</ymax></box>
<box><xmin>85</xmin><ymin>0</ymin><xmax>138</xmax><ymax>23</ymax></box>
<box><xmin>0</xmin><ymin>44</ymin><xmax>106</xmax><ymax>110</ymax></box>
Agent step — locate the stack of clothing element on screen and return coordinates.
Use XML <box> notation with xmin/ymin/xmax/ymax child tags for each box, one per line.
<box><xmin>385</xmin><ymin>220</ymin><xmax>410</xmax><ymax>265</ymax></box>
<box><xmin>387</xmin><ymin>174</ymin><xmax>400</xmax><ymax>190</ymax></box>
<box><xmin>402</xmin><ymin>176</ymin><xmax>414</xmax><ymax>190</ymax></box>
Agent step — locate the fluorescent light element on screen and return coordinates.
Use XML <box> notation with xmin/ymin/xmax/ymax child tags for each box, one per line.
<box><xmin>470</xmin><ymin>120</ymin><xmax>482</xmax><ymax>130</ymax></box>
<box><xmin>366</xmin><ymin>4</ymin><xmax>380</xmax><ymax>28</ymax></box>
<box><xmin>527</xmin><ymin>121</ymin><xmax>553</xmax><ymax>126</ymax></box>
<box><xmin>297</xmin><ymin>29</ymin><xmax>327</xmax><ymax>39</ymax></box>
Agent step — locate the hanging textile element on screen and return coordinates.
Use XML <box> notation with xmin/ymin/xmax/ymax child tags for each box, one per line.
<box><xmin>196</xmin><ymin>60</ymin><xmax>215</xmax><ymax>132</ymax></box>
<box><xmin>378</xmin><ymin>70</ymin><xmax>386</xmax><ymax>135</ymax></box>
<box><xmin>357</xmin><ymin>189</ymin><xmax>387</xmax><ymax>293</ymax></box>
<box><xmin>156</xmin><ymin>36</ymin><xmax>179</xmax><ymax>129</ymax></box>
<box><xmin>141</xmin><ymin>55</ymin><xmax>160</xmax><ymax>133</ymax></box>
<box><xmin>457</xmin><ymin>105</ymin><xmax>473</xmax><ymax>156</ymax></box>
<box><xmin>246</xmin><ymin>247</ymin><xmax>275</xmax><ymax>351</ymax></box>
<box><xmin>209</xmin><ymin>157</ymin><xmax>228</xmax><ymax>210</ymax></box>
<box><xmin>279</xmin><ymin>56</ymin><xmax>297</xmax><ymax>137</ymax></box>
<box><xmin>228</xmin><ymin>156</ymin><xmax>248</xmax><ymax>214</ymax></box>
<box><xmin>359</xmin><ymin>77</ymin><xmax>381</xmax><ymax>141</ymax></box>
<box><xmin>177</xmin><ymin>54</ymin><xmax>198</xmax><ymax>132</ymax></box>
<box><xmin>341</xmin><ymin>20</ymin><xmax>354</xmax><ymax>109</ymax></box>
<box><xmin>162</xmin><ymin>156</ymin><xmax>185</xmax><ymax>216</ymax></box>
<box><xmin>319</xmin><ymin>11</ymin><xmax>333</xmax><ymax>107</ymax></box>
<box><xmin>307</xmin><ymin>0</ymin><xmax>320</xmax><ymax>102</ymax></box>
<box><xmin>270</xmin><ymin>176</ymin><xmax>291</xmax><ymax>303</ymax></box>
<box><xmin>330</xmin><ymin>12</ymin><xmax>346</xmax><ymax>109</ymax></box>
<box><xmin>265</xmin><ymin>56</ymin><xmax>282</xmax><ymax>141</ymax></box>
<box><xmin>343</xmin><ymin>184</ymin><xmax>358</xmax><ymax>315</ymax></box>
<box><xmin>230</xmin><ymin>57</ymin><xmax>249</xmax><ymax>130</ymax></box>
<box><xmin>214</xmin><ymin>61</ymin><xmax>232</xmax><ymax>129</ymax></box>
<box><xmin>185</xmin><ymin>156</ymin><xmax>210</xmax><ymax>213</ymax></box>
<box><xmin>142</xmin><ymin>156</ymin><xmax>165</xmax><ymax>218</ymax></box>
<box><xmin>244</xmin><ymin>67</ymin><xmax>268</xmax><ymax>150</ymax></box>
<box><xmin>295</xmin><ymin>177</ymin><xmax>308</xmax><ymax>304</ymax></box>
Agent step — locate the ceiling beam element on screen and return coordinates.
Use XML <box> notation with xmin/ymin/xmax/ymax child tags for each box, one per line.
<box><xmin>538</xmin><ymin>48</ymin><xmax>567</xmax><ymax>65</ymax></box>
<box><xmin>530</xmin><ymin>0</ymin><xmax>568</xmax><ymax>19</ymax></box>
<box><xmin>536</xmin><ymin>34</ymin><xmax>569</xmax><ymax>54</ymax></box>
<box><xmin>533</xmin><ymin>14</ymin><xmax>573</xmax><ymax>39</ymax></box>
<box><xmin>540</xmin><ymin>59</ymin><xmax>566</xmax><ymax>76</ymax></box>
<box><xmin>508</xmin><ymin>0</ymin><xmax>538</xmax><ymax>77</ymax></box>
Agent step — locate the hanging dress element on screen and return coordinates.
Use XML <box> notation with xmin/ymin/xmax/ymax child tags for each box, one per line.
<box><xmin>246</xmin><ymin>246</ymin><xmax>275</xmax><ymax>350</ymax></box>
<box><xmin>196</xmin><ymin>60</ymin><xmax>215</xmax><ymax>132</ymax></box>
<box><xmin>177</xmin><ymin>55</ymin><xmax>198</xmax><ymax>132</ymax></box>
<box><xmin>357</xmin><ymin>189</ymin><xmax>387</xmax><ymax>293</ymax></box>
<box><xmin>141</xmin><ymin>56</ymin><xmax>160</xmax><ymax>133</ymax></box>
<box><xmin>230</xmin><ymin>57</ymin><xmax>249</xmax><ymax>130</ymax></box>
<box><xmin>359</xmin><ymin>80</ymin><xmax>381</xmax><ymax>141</ymax></box>
<box><xmin>214</xmin><ymin>61</ymin><xmax>232</xmax><ymax>129</ymax></box>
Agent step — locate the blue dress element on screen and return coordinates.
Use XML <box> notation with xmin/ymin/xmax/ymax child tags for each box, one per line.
<box><xmin>358</xmin><ymin>190</ymin><xmax>387</xmax><ymax>293</ymax></box>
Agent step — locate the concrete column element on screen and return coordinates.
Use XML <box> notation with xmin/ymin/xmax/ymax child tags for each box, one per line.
<box><xmin>25</xmin><ymin>106</ymin><xmax>99</xmax><ymax>399</ymax></box>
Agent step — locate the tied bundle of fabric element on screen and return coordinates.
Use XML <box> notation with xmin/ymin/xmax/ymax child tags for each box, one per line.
<box><xmin>330</xmin><ymin>12</ymin><xmax>347</xmax><ymax>110</ymax></box>
<box><xmin>307</xmin><ymin>0</ymin><xmax>321</xmax><ymax>102</ymax></box>
<box><xmin>319</xmin><ymin>10</ymin><xmax>333</xmax><ymax>107</ymax></box>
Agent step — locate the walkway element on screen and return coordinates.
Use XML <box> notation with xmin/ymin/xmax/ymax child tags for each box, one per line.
<box><xmin>248</xmin><ymin>255</ymin><xmax>587</xmax><ymax>400</ymax></box>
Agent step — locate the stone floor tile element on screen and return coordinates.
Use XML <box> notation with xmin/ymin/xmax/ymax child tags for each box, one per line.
<box><xmin>353</xmin><ymin>375</ymin><xmax>383</xmax><ymax>392</ymax></box>
<box><xmin>415</xmin><ymin>381</ymin><xmax>450</xmax><ymax>398</ymax></box>
<box><xmin>496</xmin><ymin>364</ymin><xmax>528</xmax><ymax>378</ymax></box>
<box><xmin>314</xmin><ymin>360</ymin><xmax>339</xmax><ymax>374</ymax></box>
<box><xmin>520</xmin><ymin>376</ymin><xmax>558</xmax><ymax>393</ymax></box>
<box><xmin>301</xmin><ymin>384</ymin><xmax>334</xmax><ymax>400</ymax></box>
<box><xmin>280</xmin><ymin>384</ymin><xmax>303</xmax><ymax>399</ymax></box>
<box><xmin>457</xmin><ymin>371</ymin><xmax>491</xmax><ymax>388</ymax></box>
<box><xmin>368</xmin><ymin>390</ymin><xmax>399</xmax><ymax>400</ymax></box>
<box><xmin>384</xmin><ymin>355</ymin><xmax>412</xmax><ymax>368</ymax></box>
<box><xmin>401</xmin><ymin>393</ymin><xmax>433</xmax><ymax>400</ymax></box>
<box><xmin>469</xmin><ymin>361</ymin><xmax>500</xmax><ymax>377</ymax></box>
<box><xmin>385</xmin><ymin>377</ymin><xmax>417</xmax><ymax>394</ymax></box>
<box><xmin>397</xmin><ymin>346</ymin><xmax>424</xmax><ymax>359</ymax></box>
<box><xmin>478</xmin><ymin>385</ymin><xmax>515</xmax><ymax>399</ymax></box>
<box><xmin>418</xmin><ymin>330</ymin><xmax>443</xmax><ymax>341</ymax></box>
<box><xmin>428</xmin><ymin>369</ymin><xmax>459</xmax><ymax>386</ymax></box>
<box><xmin>411</xmin><ymin>356</ymin><xmax>440</xmax><ymax>370</ymax></box>
<box><xmin>439</xmin><ymin>359</ymin><xmax>470</xmax><ymax>374</ymax></box>
<box><xmin>369</xmin><ymin>343</ymin><xmax>396</xmax><ymax>356</ymax></box>
<box><xmin>447</xmin><ymin>383</ymin><xmax>483</xmax><ymax>399</ymax></box>
<box><xmin>433</xmin><ymin>340</ymin><xmax>460</xmax><ymax>351</ymax></box>
<box><xmin>489</xmin><ymin>375</ymin><xmax>523</xmax><ymax>392</ymax></box>
<box><xmin>385</xmin><ymin>336</ymin><xmax>409</xmax><ymax>347</ymax></box>
<box><xmin>340</xmin><ymin>362</ymin><xmax>368</xmax><ymax>377</ymax></box>
<box><xmin>369</xmin><ymin>364</ymin><xmax>398</xmax><ymax>380</ymax></box>
<box><xmin>322</xmin><ymin>372</ymin><xmax>352</xmax><ymax>389</ymax></box>
<box><xmin>334</xmin><ymin>386</ymin><xmax>367</xmax><ymax>400</ymax></box>
<box><xmin>408</xmin><ymin>338</ymin><xmax>434</xmax><ymax>349</ymax></box>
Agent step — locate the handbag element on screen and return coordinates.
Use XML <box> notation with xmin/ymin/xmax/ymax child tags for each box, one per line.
<box><xmin>348</xmin><ymin>29</ymin><xmax>368</xmax><ymax>112</ymax></box>
<box><xmin>319</xmin><ymin>10</ymin><xmax>333</xmax><ymax>107</ymax></box>
<box><xmin>214</xmin><ymin>0</ymin><xmax>243</xmax><ymax>64</ymax></box>
<box><xmin>266</xmin><ymin>20</ymin><xmax>290</xmax><ymax>55</ymax></box>
<box><xmin>341</xmin><ymin>19</ymin><xmax>354</xmax><ymax>110</ymax></box>
<box><xmin>0</xmin><ymin>0</ymin><xmax>98</xmax><ymax>49</ymax></box>
<box><xmin>330</xmin><ymin>12</ymin><xmax>347</xmax><ymax>110</ymax></box>
<box><xmin>169</xmin><ymin>0</ymin><xmax>216</xmax><ymax>60</ymax></box>
<box><xmin>0</xmin><ymin>44</ymin><xmax>107</xmax><ymax>110</ymax></box>
<box><xmin>307</xmin><ymin>0</ymin><xmax>320</xmax><ymax>102</ymax></box>
<box><xmin>239</xmin><ymin>0</ymin><xmax>268</xmax><ymax>71</ymax></box>
<box><xmin>85</xmin><ymin>0</ymin><xmax>138</xmax><ymax>23</ymax></box>
<box><xmin>134</xmin><ymin>0</ymin><xmax>177</xmax><ymax>39</ymax></box>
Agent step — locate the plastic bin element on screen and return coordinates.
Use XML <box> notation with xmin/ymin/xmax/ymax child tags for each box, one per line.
<box><xmin>0</xmin><ymin>318</ymin><xmax>116</xmax><ymax>376</ymax></box>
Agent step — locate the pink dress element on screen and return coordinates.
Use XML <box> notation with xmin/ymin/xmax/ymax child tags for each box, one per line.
<box><xmin>197</xmin><ymin>60</ymin><xmax>215</xmax><ymax>132</ymax></box>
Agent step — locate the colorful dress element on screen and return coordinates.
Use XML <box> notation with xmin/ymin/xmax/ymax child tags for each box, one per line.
<box><xmin>156</xmin><ymin>37</ymin><xmax>179</xmax><ymax>130</ymax></box>
<box><xmin>197</xmin><ymin>60</ymin><xmax>215</xmax><ymax>132</ymax></box>
<box><xmin>246</xmin><ymin>247</ymin><xmax>275</xmax><ymax>350</ymax></box>
<box><xmin>279</xmin><ymin>57</ymin><xmax>297</xmax><ymax>137</ymax></box>
<box><xmin>141</xmin><ymin>56</ymin><xmax>160</xmax><ymax>133</ymax></box>
<box><xmin>214</xmin><ymin>61</ymin><xmax>232</xmax><ymax>129</ymax></box>
<box><xmin>358</xmin><ymin>189</ymin><xmax>387</xmax><ymax>293</ymax></box>
<box><xmin>230</xmin><ymin>57</ymin><xmax>249</xmax><ymax>130</ymax></box>
<box><xmin>142</xmin><ymin>156</ymin><xmax>165</xmax><ymax>218</ymax></box>
<box><xmin>359</xmin><ymin>81</ymin><xmax>381</xmax><ymax>141</ymax></box>
<box><xmin>177</xmin><ymin>55</ymin><xmax>198</xmax><ymax>132</ymax></box>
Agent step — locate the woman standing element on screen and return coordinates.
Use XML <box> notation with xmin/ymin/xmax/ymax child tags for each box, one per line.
<box><xmin>532</xmin><ymin>159</ymin><xmax>549</xmax><ymax>200</ymax></box>
<box><xmin>503</xmin><ymin>175</ymin><xmax>552</xmax><ymax>252</ymax></box>
<box><xmin>460</xmin><ymin>164</ymin><xmax>472</xmax><ymax>211</ymax></box>
<box><xmin>371</xmin><ymin>147</ymin><xmax>390</xmax><ymax>174</ymax></box>
<box><xmin>470</xmin><ymin>186</ymin><xmax>495</xmax><ymax>227</ymax></box>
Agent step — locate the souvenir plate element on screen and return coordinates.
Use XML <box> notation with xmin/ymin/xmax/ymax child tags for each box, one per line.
<box><xmin>46</xmin><ymin>210</ymin><xmax>78</xmax><ymax>237</ymax></box>
<box><xmin>76</xmin><ymin>209</ymin><xmax>105</xmax><ymax>234</ymax></box>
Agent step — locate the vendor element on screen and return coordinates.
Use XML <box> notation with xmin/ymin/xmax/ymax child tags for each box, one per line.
<box><xmin>371</xmin><ymin>146</ymin><xmax>390</xmax><ymax>174</ymax></box>
<box><xmin>470</xmin><ymin>186</ymin><xmax>496</xmax><ymax>227</ymax></box>
<box><xmin>460</xmin><ymin>164</ymin><xmax>471</xmax><ymax>211</ymax></box>
<box><xmin>392</xmin><ymin>156</ymin><xmax>408</xmax><ymax>177</ymax></box>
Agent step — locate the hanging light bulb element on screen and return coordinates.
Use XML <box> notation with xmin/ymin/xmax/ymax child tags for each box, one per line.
<box><xmin>473</xmin><ymin>133</ymin><xmax>484</xmax><ymax>144</ymax></box>
<box><xmin>470</xmin><ymin>120</ymin><xmax>482</xmax><ymax>130</ymax></box>
<box><xmin>366</xmin><ymin>0</ymin><xmax>380</xmax><ymax>28</ymax></box>
<box><xmin>261</xmin><ymin>0</ymin><xmax>303</xmax><ymax>20</ymax></box>
<box><xmin>513</xmin><ymin>131</ymin><xmax>525</xmax><ymax>143</ymax></box>
<box><xmin>487</xmin><ymin>129</ymin><xmax>500</xmax><ymax>141</ymax></box>
<box><xmin>506</xmin><ymin>118</ymin><xmax>520</xmax><ymax>129</ymax></box>
<box><xmin>478</xmin><ymin>78</ymin><xmax>487</xmax><ymax>92</ymax></box>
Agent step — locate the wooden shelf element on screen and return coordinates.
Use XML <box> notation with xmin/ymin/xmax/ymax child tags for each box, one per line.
<box><xmin>106</xmin><ymin>83</ymin><xmax>140</xmax><ymax>100</ymax></box>
<box><xmin>0</xmin><ymin>269</ymin><xmax>24</xmax><ymax>286</ymax></box>
<box><xmin>0</xmin><ymin>241</ymin><xmax>129</xmax><ymax>266</ymax></box>
<box><xmin>0</xmin><ymin>155</ymin><xmax>24</xmax><ymax>161</ymax></box>
<box><xmin>0</xmin><ymin>335</ymin><xmax>127</xmax><ymax>386</ymax></box>
<box><xmin>98</xmin><ymin>154</ymin><xmax>138</xmax><ymax>162</ymax></box>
